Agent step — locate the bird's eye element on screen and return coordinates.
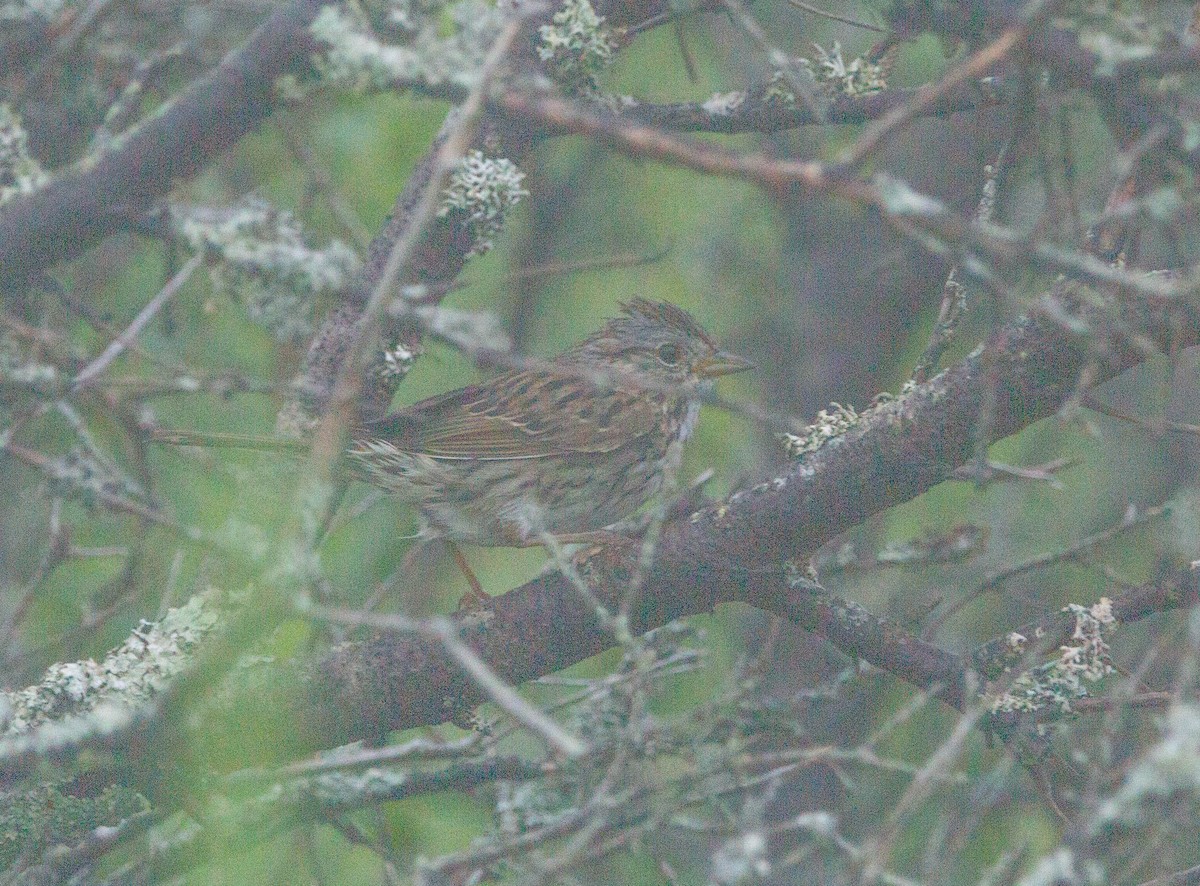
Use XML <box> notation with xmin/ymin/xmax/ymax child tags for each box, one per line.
<box><xmin>657</xmin><ymin>343</ymin><xmax>682</xmax><ymax>365</ymax></box>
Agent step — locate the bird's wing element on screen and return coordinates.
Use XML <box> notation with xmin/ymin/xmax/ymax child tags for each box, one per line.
<box><xmin>359</xmin><ymin>371</ymin><xmax>661</xmax><ymax>460</ymax></box>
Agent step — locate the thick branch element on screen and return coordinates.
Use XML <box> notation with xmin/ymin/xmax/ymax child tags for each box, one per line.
<box><xmin>233</xmin><ymin>291</ymin><xmax>1200</xmax><ymax>759</ymax></box>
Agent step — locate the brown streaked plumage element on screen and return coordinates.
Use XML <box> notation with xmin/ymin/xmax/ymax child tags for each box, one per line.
<box><xmin>345</xmin><ymin>298</ymin><xmax>752</xmax><ymax>547</ymax></box>
<box><xmin>154</xmin><ymin>300</ymin><xmax>751</xmax><ymax>597</ymax></box>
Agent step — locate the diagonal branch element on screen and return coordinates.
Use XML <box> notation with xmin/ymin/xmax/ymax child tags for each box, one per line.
<box><xmin>225</xmin><ymin>286</ymin><xmax>1200</xmax><ymax>760</ymax></box>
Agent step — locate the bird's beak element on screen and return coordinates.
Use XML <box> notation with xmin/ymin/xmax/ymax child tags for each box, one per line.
<box><xmin>696</xmin><ymin>350</ymin><xmax>755</xmax><ymax>378</ymax></box>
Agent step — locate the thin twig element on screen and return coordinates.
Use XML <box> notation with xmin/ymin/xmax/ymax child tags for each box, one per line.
<box><xmin>430</xmin><ymin>617</ymin><xmax>588</xmax><ymax>758</ymax></box>
<box><xmin>278</xmin><ymin>118</ymin><xmax>373</xmax><ymax>250</ymax></box>
<box><xmin>496</xmin><ymin>89</ymin><xmax>1180</xmax><ymax>305</ymax></box>
<box><xmin>1084</xmin><ymin>392</ymin><xmax>1200</xmax><ymax>438</ymax></box>
<box><xmin>72</xmin><ymin>253</ymin><xmax>202</xmax><ymax>391</ymax></box>
<box><xmin>306</xmin><ymin>604</ymin><xmax>588</xmax><ymax>757</ymax></box>
<box><xmin>721</xmin><ymin>0</ymin><xmax>824</xmax><ymax>123</ymax></box>
<box><xmin>1136</xmin><ymin>863</ymin><xmax>1200</xmax><ymax>886</ymax></box>
<box><xmin>785</xmin><ymin>0</ymin><xmax>886</xmax><ymax>32</ymax></box>
<box><xmin>537</xmin><ymin>531</ymin><xmax>630</xmax><ymax>644</ymax></box>
<box><xmin>227</xmin><ymin>734</ymin><xmax>482</xmax><ymax>787</ymax></box>
<box><xmin>949</xmin><ymin>456</ymin><xmax>1077</xmax><ymax>488</ymax></box>
<box><xmin>923</xmin><ymin>502</ymin><xmax>1169</xmax><ymax>640</ymax></box>
<box><xmin>859</xmin><ymin>689</ymin><xmax>985</xmax><ymax>881</ymax></box>
<box><xmin>839</xmin><ymin>4</ymin><xmax>1046</xmax><ymax>168</ymax></box>
<box><xmin>911</xmin><ymin>155</ymin><xmax>1003</xmax><ymax>384</ymax></box>
<box><xmin>620</xmin><ymin>439</ymin><xmax>683</xmax><ymax>627</ymax></box>
<box><xmin>979</xmin><ymin>503</ymin><xmax>1169</xmax><ymax>594</ymax></box>
<box><xmin>2</xmin><ymin>442</ymin><xmax>204</xmax><ymax>540</ymax></box>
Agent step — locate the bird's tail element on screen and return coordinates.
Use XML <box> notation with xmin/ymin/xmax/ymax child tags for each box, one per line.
<box><xmin>151</xmin><ymin>428</ymin><xmax>310</xmax><ymax>453</ymax></box>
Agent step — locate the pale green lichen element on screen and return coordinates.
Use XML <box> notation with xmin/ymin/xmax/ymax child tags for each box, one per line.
<box><xmin>379</xmin><ymin>338</ymin><xmax>417</xmax><ymax>380</ymax></box>
<box><xmin>0</xmin><ymin>781</ymin><xmax>146</xmax><ymax>869</ymax></box>
<box><xmin>702</xmin><ymin>92</ymin><xmax>746</xmax><ymax>116</ymax></box>
<box><xmin>875</xmin><ymin>173</ymin><xmax>947</xmax><ymax>217</ymax></box>
<box><xmin>1006</xmin><ymin>630</ymin><xmax>1029</xmax><ymax>654</ymax></box>
<box><xmin>1078</xmin><ymin>30</ymin><xmax>1156</xmax><ymax>78</ymax></box>
<box><xmin>711</xmin><ymin>830</ymin><xmax>771</xmax><ymax>883</ymax></box>
<box><xmin>404</xmin><ymin>304</ymin><xmax>513</xmax><ymax>355</ymax></box>
<box><xmin>3</xmin><ymin>591</ymin><xmax>224</xmax><ymax>735</ymax></box>
<box><xmin>386</xmin><ymin>0</ymin><xmax>444</xmax><ymax>33</ymax></box>
<box><xmin>44</xmin><ymin>446</ymin><xmax>146</xmax><ymax>512</ymax></box>
<box><xmin>309</xmin><ymin>5</ymin><xmax>429</xmax><ymax>91</ymax></box>
<box><xmin>0</xmin><ymin>104</ymin><xmax>46</xmax><ymax>205</ymax></box>
<box><xmin>782</xmin><ymin>402</ymin><xmax>860</xmax><ymax>458</ymax></box>
<box><xmin>877</xmin><ymin>524</ymin><xmax>986</xmax><ymax>565</ymax></box>
<box><xmin>0</xmin><ymin>333</ymin><xmax>60</xmax><ymax>397</ymax></box>
<box><xmin>1183</xmin><ymin>120</ymin><xmax>1200</xmax><ymax>154</ymax></box>
<box><xmin>211</xmin><ymin>517</ymin><xmax>273</xmax><ymax>564</ymax></box>
<box><xmin>811</xmin><ymin>541</ymin><xmax>858</xmax><ymax>575</ymax></box>
<box><xmin>799</xmin><ymin>42</ymin><xmax>886</xmax><ymax>97</ymax></box>
<box><xmin>537</xmin><ymin>0</ymin><xmax>618</xmax><ymax>95</ymax></box>
<box><xmin>762</xmin><ymin>70</ymin><xmax>800</xmax><ymax>107</ymax></box>
<box><xmin>1014</xmin><ymin>850</ymin><xmax>1079</xmax><ymax>886</ymax></box>
<box><xmin>495</xmin><ymin>779</ymin><xmax>577</xmax><ymax>834</ymax></box>
<box><xmin>438</xmin><ymin>150</ymin><xmax>528</xmax><ymax>257</ymax></box>
<box><xmin>171</xmin><ymin>197</ymin><xmax>359</xmax><ymax>343</ymax></box>
<box><xmin>991</xmin><ymin>598</ymin><xmax>1116</xmax><ymax>715</ymax></box>
<box><xmin>305</xmin><ymin>1</ymin><xmax>502</xmax><ymax>96</ymax></box>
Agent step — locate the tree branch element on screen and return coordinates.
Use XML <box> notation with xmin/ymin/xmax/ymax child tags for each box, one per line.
<box><xmin>220</xmin><ymin>286</ymin><xmax>1200</xmax><ymax>761</ymax></box>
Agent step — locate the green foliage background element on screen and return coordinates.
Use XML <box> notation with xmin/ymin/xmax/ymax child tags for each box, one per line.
<box><xmin>4</xmin><ymin>1</ymin><xmax>1199</xmax><ymax>882</ymax></box>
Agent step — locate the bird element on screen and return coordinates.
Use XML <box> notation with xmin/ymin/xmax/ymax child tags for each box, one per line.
<box><xmin>157</xmin><ymin>299</ymin><xmax>752</xmax><ymax>599</ymax></box>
